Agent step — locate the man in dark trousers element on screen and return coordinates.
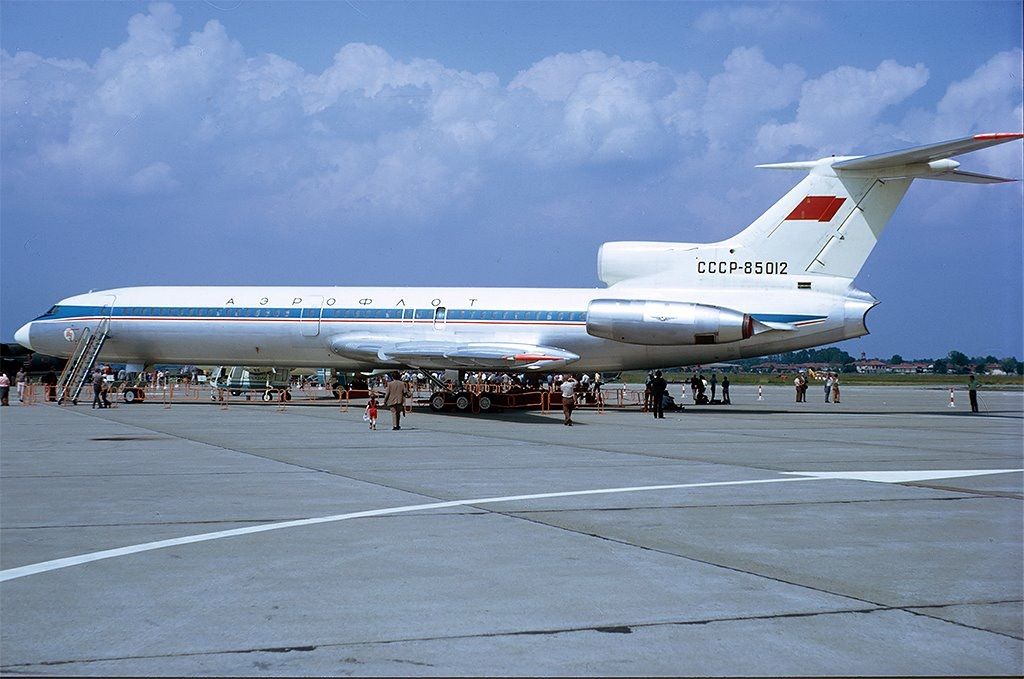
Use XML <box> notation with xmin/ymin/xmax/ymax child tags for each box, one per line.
<box><xmin>650</xmin><ymin>370</ymin><xmax>668</xmax><ymax>419</ymax></box>
<box><xmin>967</xmin><ymin>374</ymin><xmax>980</xmax><ymax>413</ymax></box>
<box><xmin>710</xmin><ymin>373</ymin><xmax>718</xmax><ymax>401</ymax></box>
<box><xmin>91</xmin><ymin>369</ymin><xmax>106</xmax><ymax>409</ymax></box>
<box><xmin>721</xmin><ymin>375</ymin><xmax>731</xmax><ymax>404</ymax></box>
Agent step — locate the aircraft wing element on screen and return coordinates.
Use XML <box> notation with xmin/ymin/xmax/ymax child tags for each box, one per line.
<box><xmin>330</xmin><ymin>336</ymin><xmax>579</xmax><ymax>370</ymax></box>
<box><xmin>832</xmin><ymin>133</ymin><xmax>1023</xmax><ymax>171</ymax></box>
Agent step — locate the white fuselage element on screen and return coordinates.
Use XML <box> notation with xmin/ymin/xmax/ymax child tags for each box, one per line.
<box><xmin>17</xmin><ymin>279</ymin><xmax>875</xmax><ymax>372</ymax></box>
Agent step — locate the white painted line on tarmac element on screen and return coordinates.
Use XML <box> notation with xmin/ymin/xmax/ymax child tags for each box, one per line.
<box><xmin>783</xmin><ymin>469</ymin><xmax>1023</xmax><ymax>484</ymax></box>
<box><xmin>2</xmin><ymin>469</ymin><xmax>1020</xmax><ymax>583</ymax></box>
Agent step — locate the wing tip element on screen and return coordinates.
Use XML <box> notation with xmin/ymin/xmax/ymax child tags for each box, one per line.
<box><xmin>973</xmin><ymin>132</ymin><xmax>1024</xmax><ymax>141</ymax></box>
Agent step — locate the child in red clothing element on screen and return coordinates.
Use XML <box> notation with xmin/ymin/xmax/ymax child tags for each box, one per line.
<box><xmin>365</xmin><ymin>397</ymin><xmax>378</xmax><ymax>430</ymax></box>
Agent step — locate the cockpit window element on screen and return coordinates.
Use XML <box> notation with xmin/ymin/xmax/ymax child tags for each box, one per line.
<box><xmin>43</xmin><ymin>305</ymin><xmax>59</xmax><ymax>316</ymax></box>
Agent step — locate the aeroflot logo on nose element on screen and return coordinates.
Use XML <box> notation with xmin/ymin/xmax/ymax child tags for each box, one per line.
<box><xmin>786</xmin><ymin>196</ymin><xmax>846</xmax><ymax>222</ymax></box>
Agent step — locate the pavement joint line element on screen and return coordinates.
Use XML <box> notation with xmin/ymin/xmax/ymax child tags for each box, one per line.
<box><xmin>900</xmin><ymin>607</ymin><xmax>1024</xmax><ymax>641</ymax></box>
<box><xmin>506</xmin><ymin>495</ymin><xmax>992</xmax><ymax>513</ymax></box>
<box><xmin>2</xmin><ymin>511</ymin><xmax>491</xmax><ymax>531</ymax></box>
<box><xmin>903</xmin><ymin>482</ymin><xmax>1023</xmax><ymax>500</ymax></box>
<box><xmin>0</xmin><ymin>606</ymin><xmax>904</xmax><ymax>669</ymax></box>
<box><xmin>3</xmin><ymin>492</ymin><xmax>991</xmax><ymax>532</ymax></box>
<box><xmin>906</xmin><ymin>598</ymin><xmax>1023</xmax><ymax>608</ymax></box>
<box><xmin>6</xmin><ymin>601</ymin><xmax>1020</xmax><ymax>670</ymax></box>
<box><xmin>1</xmin><ymin>471</ymin><xmax>314</xmax><ymax>479</ymax></box>
<box><xmin>493</xmin><ymin>509</ymin><xmax>1024</xmax><ymax>642</ymax></box>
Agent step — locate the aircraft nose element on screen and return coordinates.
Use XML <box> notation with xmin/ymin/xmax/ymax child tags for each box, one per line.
<box><xmin>14</xmin><ymin>322</ymin><xmax>33</xmax><ymax>351</ymax></box>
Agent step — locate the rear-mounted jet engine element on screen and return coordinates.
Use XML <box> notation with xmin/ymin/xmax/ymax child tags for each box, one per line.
<box><xmin>586</xmin><ymin>299</ymin><xmax>755</xmax><ymax>345</ymax></box>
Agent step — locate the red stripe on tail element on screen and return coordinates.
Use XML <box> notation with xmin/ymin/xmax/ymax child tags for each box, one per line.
<box><xmin>786</xmin><ymin>195</ymin><xmax>846</xmax><ymax>221</ymax></box>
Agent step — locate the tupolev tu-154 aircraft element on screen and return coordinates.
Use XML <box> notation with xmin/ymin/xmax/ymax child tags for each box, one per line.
<box><xmin>14</xmin><ymin>133</ymin><xmax>1023</xmax><ymax>377</ymax></box>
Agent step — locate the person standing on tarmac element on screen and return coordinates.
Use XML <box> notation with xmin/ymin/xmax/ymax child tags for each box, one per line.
<box><xmin>560</xmin><ymin>374</ymin><xmax>578</xmax><ymax>425</ymax></box>
<box><xmin>967</xmin><ymin>373</ymin><xmax>980</xmax><ymax>413</ymax></box>
<box><xmin>650</xmin><ymin>370</ymin><xmax>668</xmax><ymax>419</ymax></box>
<box><xmin>710</xmin><ymin>373</ymin><xmax>718</xmax><ymax>401</ymax></box>
<box><xmin>643</xmin><ymin>371</ymin><xmax>654</xmax><ymax>412</ymax></box>
<box><xmin>383</xmin><ymin>372</ymin><xmax>411</xmax><ymax>430</ymax></box>
<box><xmin>91</xmin><ymin>369</ymin><xmax>106</xmax><ymax>409</ymax></box>
<box><xmin>15</xmin><ymin>369</ymin><xmax>27</xmax><ymax>403</ymax></box>
<box><xmin>721</xmin><ymin>375</ymin><xmax>731</xmax><ymax>404</ymax></box>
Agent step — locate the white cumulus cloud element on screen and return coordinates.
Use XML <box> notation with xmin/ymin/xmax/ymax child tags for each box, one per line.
<box><xmin>756</xmin><ymin>59</ymin><xmax>929</xmax><ymax>156</ymax></box>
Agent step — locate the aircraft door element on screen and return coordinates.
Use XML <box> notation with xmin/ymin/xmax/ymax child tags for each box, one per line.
<box><xmin>300</xmin><ymin>296</ymin><xmax>324</xmax><ymax>337</ymax></box>
<box><xmin>433</xmin><ymin>306</ymin><xmax>447</xmax><ymax>330</ymax></box>
<box><xmin>100</xmin><ymin>294</ymin><xmax>116</xmax><ymax>319</ymax></box>
<box><xmin>95</xmin><ymin>294</ymin><xmax>117</xmax><ymax>336</ymax></box>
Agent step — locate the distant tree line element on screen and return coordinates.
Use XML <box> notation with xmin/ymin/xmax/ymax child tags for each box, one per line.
<box><xmin>737</xmin><ymin>348</ymin><xmax>1023</xmax><ymax>375</ymax></box>
<box><xmin>931</xmin><ymin>351</ymin><xmax>1023</xmax><ymax>376</ymax></box>
<box><xmin>737</xmin><ymin>347</ymin><xmax>856</xmax><ymax>368</ymax></box>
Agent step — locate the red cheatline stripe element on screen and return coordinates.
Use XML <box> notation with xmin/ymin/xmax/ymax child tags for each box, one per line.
<box><xmin>973</xmin><ymin>133</ymin><xmax>1024</xmax><ymax>140</ymax></box>
<box><xmin>785</xmin><ymin>196</ymin><xmax>844</xmax><ymax>221</ymax></box>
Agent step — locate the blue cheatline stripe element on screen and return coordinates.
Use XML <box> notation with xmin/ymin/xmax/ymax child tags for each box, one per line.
<box><xmin>35</xmin><ymin>305</ymin><xmax>827</xmax><ymax>325</ymax></box>
<box><xmin>35</xmin><ymin>305</ymin><xmax>589</xmax><ymax>323</ymax></box>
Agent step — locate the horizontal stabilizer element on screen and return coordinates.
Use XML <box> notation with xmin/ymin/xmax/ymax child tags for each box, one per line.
<box><xmin>833</xmin><ymin>133</ymin><xmax>1023</xmax><ymax>171</ymax></box>
<box><xmin>923</xmin><ymin>169</ymin><xmax>1016</xmax><ymax>184</ymax></box>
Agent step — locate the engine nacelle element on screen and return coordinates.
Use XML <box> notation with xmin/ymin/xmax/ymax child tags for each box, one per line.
<box><xmin>586</xmin><ymin>299</ymin><xmax>754</xmax><ymax>345</ymax></box>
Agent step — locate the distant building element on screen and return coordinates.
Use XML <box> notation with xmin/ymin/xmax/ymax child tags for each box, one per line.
<box><xmin>889</xmin><ymin>362</ymin><xmax>930</xmax><ymax>374</ymax></box>
<box><xmin>855</xmin><ymin>359</ymin><xmax>889</xmax><ymax>374</ymax></box>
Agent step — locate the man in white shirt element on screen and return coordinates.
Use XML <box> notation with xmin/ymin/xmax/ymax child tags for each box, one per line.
<box><xmin>560</xmin><ymin>375</ymin><xmax>578</xmax><ymax>426</ymax></box>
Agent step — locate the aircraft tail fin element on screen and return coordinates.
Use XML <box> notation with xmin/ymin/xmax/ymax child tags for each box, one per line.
<box><xmin>727</xmin><ymin>132</ymin><xmax>1023</xmax><ymax>279</ymax></box>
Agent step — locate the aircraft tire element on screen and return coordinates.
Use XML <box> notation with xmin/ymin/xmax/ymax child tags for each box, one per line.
<box><xmin>429</xmin><ymin>393</ymin><xmax>447</xmax><ymax>412</ymax></box>
<box><xmin>231</xmin><ymin>390</ymin><xmax>241</xmax><ymax>396</ymax></box>
<box><xmin>123</xmin><ymin>389</ymin><xmax>135</xmax><ymax>403</ymax></box>
<box><xmin>477</xmin><ymin>394</ymin><xmax>493</xmax><ymax>412</ymax></box>
<box><xmin>262</xmin><ymin>390</ymin><xmax>273</xmax><ymax>402</ymax></box>
<box><xmin>283</xmin><ymin>390</ymin><xmax>292</xmax><ymax>401</ymax></box>
<box><xmin>454</xmin><ymin>392</ymin><xmax>472</xmax><ymax>411</ymax></box>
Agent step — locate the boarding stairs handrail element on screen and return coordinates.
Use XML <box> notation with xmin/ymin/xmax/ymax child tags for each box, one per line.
<box><xmin>56</xmin><ymin>318</ymin><xmax>111</xmax><ymax>404</ymax></box>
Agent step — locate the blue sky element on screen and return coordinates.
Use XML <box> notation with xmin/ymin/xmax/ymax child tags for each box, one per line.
<box><xmin>2</xmin><ymin>1</ymin><xmax>1022</xmax><ymax>360</ymax></box>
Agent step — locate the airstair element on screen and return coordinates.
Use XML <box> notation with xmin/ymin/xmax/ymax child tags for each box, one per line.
<box><xmin>56</xmin><ymin>318</ymin><xmax>111</xmax><ymax>404</ymax></box>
